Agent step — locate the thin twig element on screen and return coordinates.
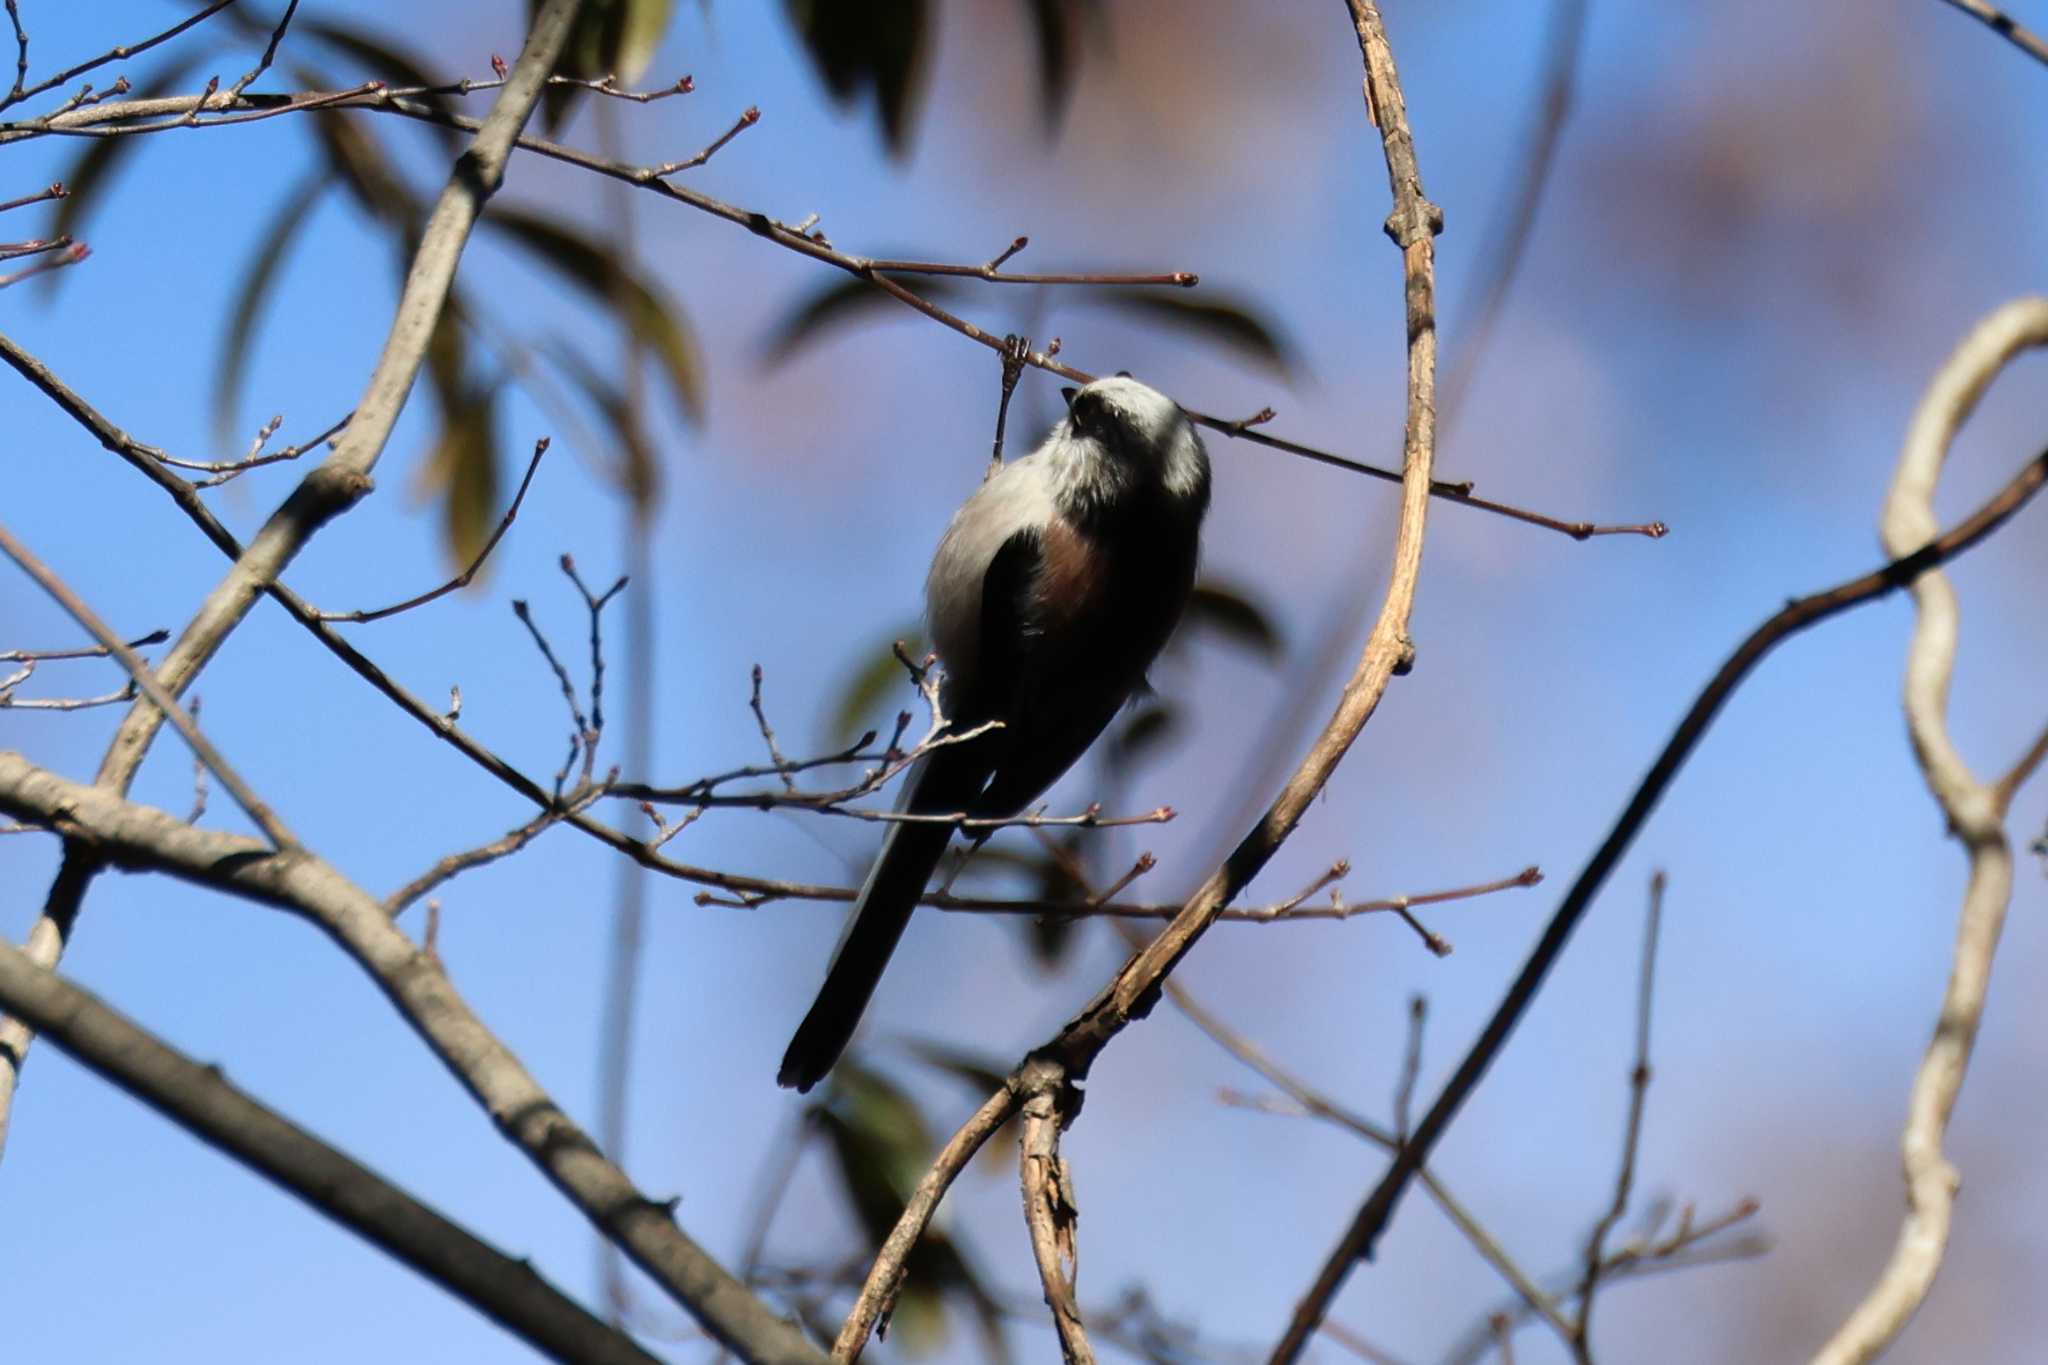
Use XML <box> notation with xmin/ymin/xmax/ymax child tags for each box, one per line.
<box><xmin>749</xmin><ymin>664</ymin><xmax>798</xmax><ymax>792</ymax></box>
<box><xmin>0</xmin><ymin>82</ymin><xmax>1659</xmax><ymax>540</ymax></box>
<box><xmin>0</xmin><ymin>180</ymin><xmax>64</xmax><ymax>213</ymax></box>
<box><xmin>1936</xmin><ymin>0</ymin><xmax>2048</xmax><ymax>69</ymax></box>
<box><xmin>0</xmin><ymin>239</ymin><xmax>85</xmax><ymax>286</ymax></box>
<box><xmin>648</xmin><ymin>104</ymin><xmax>757</xmax><ymax>175</ymax></box>
<box><xmin>321</xmin><ymin>438</ymin><xmax>549</xmax><ymax>622</ymax></box>
<box><xmin>1570</xmin><ymin>870</ymin><xmax>1666</xmax><ymax>1361</ymax></box>
<box><xmin>385</xmin><ymin>788</ymin><xmax>603</xmax><ymax>916</ymax></box>
<box><xmin>223</xmin><ymin>0</ymin><xmax>299</xmax><ymax>102</ymax></box>
<box><xmin>0</xmin><ymin>0</ymin><xmax>237</xmax><ymax>113</ymax></box>
<box><xmin>0</xmin><ymin>627</ymin><xmax>167</xmax><ymax>663</ymax></box>
<box><xmin>1391</xmin><ymin>995</ymin><xmax>1426</xmax><ymax>1147</ymax></box>
<box><xmin>0</xmin><ymin>520</ymin><xmax>293</xmax><ymax>846</ymax></box>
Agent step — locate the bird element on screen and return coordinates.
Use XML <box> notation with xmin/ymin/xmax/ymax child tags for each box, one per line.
<box><xmin>778</xmin><ymin>374</ymin><xmax>1213</xmax><ymax>1092</ymax></box>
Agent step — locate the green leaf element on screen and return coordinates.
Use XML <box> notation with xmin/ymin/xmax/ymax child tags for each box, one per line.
<box><xmin>212</xmin><ymin>173</ymin><xmax>332</xmax><ymax>445</ymax></box>
<box><xmin>1183</xmin><ymin>580</ymin><xmax>1284</xmax><ymax>660</ymax></box>
<box><xmin>760</xmin><ymin>272</ymin><xmax>960</xmax><ymax>367</ymax></box>
<box><xmin>1084</xmin><ymin>287</ymin><xmax>1299</xmax><ymax>378</ymax></box>
<box><xmin>827</xmin><ymin>626</ymin><xmax>925</xmax><ymax>743</ymax></box>
<box><xmin>481</xmin><ymin>207</ymin><xmax>705</xmax><ymax>425</ymax></box>
<box><xmin>782</xmin><ymin>0</ymin><xmax>932</xmax><ymax>155</ymax></box>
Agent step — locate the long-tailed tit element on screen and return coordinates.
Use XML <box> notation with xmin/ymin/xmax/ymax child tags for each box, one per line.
<box><xmin>778</xmin><ymin>375</ymin><xmax>1212</xmax><ymax>1092</ymax></box>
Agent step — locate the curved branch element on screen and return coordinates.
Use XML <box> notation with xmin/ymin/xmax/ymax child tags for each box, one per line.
<box><xmin>838</xmin><ymin>0</ymin><xmax>1446</xmax><ymax>1353</ymax></box>
<box><xmin>1276</xmin><ymin>411</ymin><xmax>2048</xmax><ymax>1352</ymax></box>
<box><xmin>1813</xmin><ymin>298</ymin><xmax>2048</xmax><ymax>1363</ymax></box>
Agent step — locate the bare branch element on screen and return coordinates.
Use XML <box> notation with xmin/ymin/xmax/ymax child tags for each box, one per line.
<box><xmin>385</xmin><ymin>787</ymin><xmax>602</xmax><ymax>916</ymax></box>
<box><xmin>1936</xmin><ymin>0</ymin><xmax>2048</xmax><ymax>69</ymax></box>
<box><xmin>1314</xmin><ymin>343</ymin><xmax>2048</xmax><ymax>1357</ymax></box>
<box><xmin>0</xmin><ymin>80</ymin><xmax>1661</xmax><ymax>540</ymax></box>
<box><xmin>0</xmin><ymin>0</ymin><xmax>236</xmax><ymax>113</ymax></box>
<box><xmin>0</xmin><ymin>627</ymin><xmax>167</xmax><ymax>663</ymax></box>
<box><xmin>832</xmin><ymin>1083</ymin><xmax>1019</xmax><ymax>1359</ymax></box>
<box><xmin>223</xmin><ymin>0</ymin><xmax>298</xmax><ymax>102</ymax></box>
<box><xmin>847</xmin><ymin>6</ymin><xmax>1448</xmax><ymax>1349</ymax></box>
<box><xmin>321</xmin><ymin>438</ymin><xmax>549</xmax><ymax>623</ymax></box>
<box><xmin>0</xmin><ymin>180</ymin><xmax>64</xmax><ymax>212</ymax></box>
<box><xmin>1814</xmin><ymin>298</ymin><xmax>2048</xmax><ymax>1363</ymax></box>
<box><xmin>0</xmin><ymin>238</ymin><xmax>85</xmax><ymax>286</ymax></box>
<box><xmin>0</xmin><ymin>937</ymin><xmax>662</xmax><ymax>1365</ymax></box>
<box><xmin>0</xmin><ymin>753</ymin><xmax>827</xmax><ymax>1364</ymax></box>
<box><xmin>1018</xmin><ymin>1059</ymin><xmax>1096</xmax><ymax>1364</ymax></box>
<box><xmin>649</xmin><ymin>104</ymin><xmax>758</xmax><ymax>175</ymax></box>
<box><xmin>1571</xmin><ymin>870</ymin><xmax>1667</xmax><ymax>1360</ymax></box>
<box><xmin>0</xmin><ymin>521</ymin><xmax>292</xmax><ymax>846</ymax></box>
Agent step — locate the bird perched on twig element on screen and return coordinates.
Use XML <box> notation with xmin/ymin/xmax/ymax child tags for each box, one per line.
<box><xmin>778</xmin><ymin>374</ymin><xmax>1213</xmax><ymax>1092</ymax></box>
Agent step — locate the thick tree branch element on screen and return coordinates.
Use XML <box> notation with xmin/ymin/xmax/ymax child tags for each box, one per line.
<box><xmin>0</xmin><ymin>938</ymin><xmax>661</xmax><ymax>1365</ymax></box>
<box><xmin>0</xmin><ymin>0</ymin><xmax>583</xmax><ymax>1163</ymax></box>
<box><xmin>0</xmin><ymin>751</ymin><xmax>827</xmax><ymax>1365</ymax></box>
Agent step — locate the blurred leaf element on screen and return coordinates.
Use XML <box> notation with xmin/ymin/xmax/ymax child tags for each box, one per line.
<box><xmin>541</xmin><ymin>337</ymin><xmax>661</xmax><ymax>511</ymax></box>
<box><xmin>1031</xmin><ymin>832</ymin><xmax>1095</xmax><ymax>966</ymax></box>
<box><xmin>900</xmin><ymin>1038</ymin><xmax>1009</xmax><ymax>1094</ymax></box>
<box><xmin>1021</xmin><ymin>0</ymin><xmax>1084</xmax><ymax>133</ymax></box>
<box><xmin>1182</xmin><ymin>580</ymin><xmax>1284</xmax><ymax>660</ymax></box>
<box><xmin>49</xmin><ymin>45</ymin><xmax>215</xmax><ymax>253</ymax></box>
<box><xmin>614</xmin><ymin>0</ymin><xmax>678</xmax><ymax>82</ymax></box>
<box><xmin>902</xmin><ymin>1038</ymin><xmax>1022</xmax><ymax>1177</ymax></box>
<box><xmin>482</xmin><ymin>207</ymin><xmax>705</xmax><ymax>425</ymax></box>
<box><xmin>298</xmin><ymin>57</ymin><xmax>421</xmax><ymax>229</ymax></box>
<box><xmin>299</xmin><ymin>19</ymin><xmax>462</xmax><ymax>150</ymax></box>
<box><xmin>212</xmin><ymin>172</ymin><xmax>332</xmax><ymax>443</ymax></box>
<box><xmin>782</xmin><ymin>0</ymin><xmax>932</xmax><ymax>155</ymax></box>
<box><xmin>820</xmin><ymin>1056</ymin><xmax>934</xmax><ymax>1213</ymax></box>
<box><xmin>1084</xmin><ymin>287</ymin><xmax>1299</xmax><ymax>378</ymax></box>
<box><xmin>531</xmin><ymin>0</ymin><xmax>679</xmax><ymax>130</ymax></box>
<box><xmin>416</xmin><ymin>385</ymin><xmax>503</xmax><ymax>571</ymax></box>
<box><xmin>1108</xmin><ymin>700</ymin><xmax>1180</xmax><ymax>764</ymax></box>
<box><xmin>760</xmin><ymin>272</ymin><xmax>960</xmax><ymax>367</ymax></box>
<box><xmin>828</xmin><ymin>625</ymin><xmax>925</xmax><ymax>742</ymax></box>
<box><xmin>816</xmin><ymin>1058</ymin><xmax>1011</xmax><ymax>1362</ymax></box>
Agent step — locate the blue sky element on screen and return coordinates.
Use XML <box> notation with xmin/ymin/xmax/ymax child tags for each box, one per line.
<box><xmin>3</xmin><ymin>1</ymin><xmax>2047</xmax><ymax>1362</ymax></box>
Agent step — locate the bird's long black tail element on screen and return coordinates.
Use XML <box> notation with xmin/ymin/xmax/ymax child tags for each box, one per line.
<box><xmin>777</xmin><ymin>745</ymin><xmax>989</xmax><ymax>1092</ymax></box>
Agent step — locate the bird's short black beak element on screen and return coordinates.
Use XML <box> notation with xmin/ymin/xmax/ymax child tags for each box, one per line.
<box><xmin>1060</xmin><ymin>386</ymin><xmax>1078</xmax><ymax>409</ymax></box>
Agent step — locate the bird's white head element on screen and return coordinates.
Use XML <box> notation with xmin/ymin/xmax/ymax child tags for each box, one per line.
<box><xmin>1050</xmin><ymin>374</ymin><xmax>1210</xmax><ymax>520</ymax></box>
